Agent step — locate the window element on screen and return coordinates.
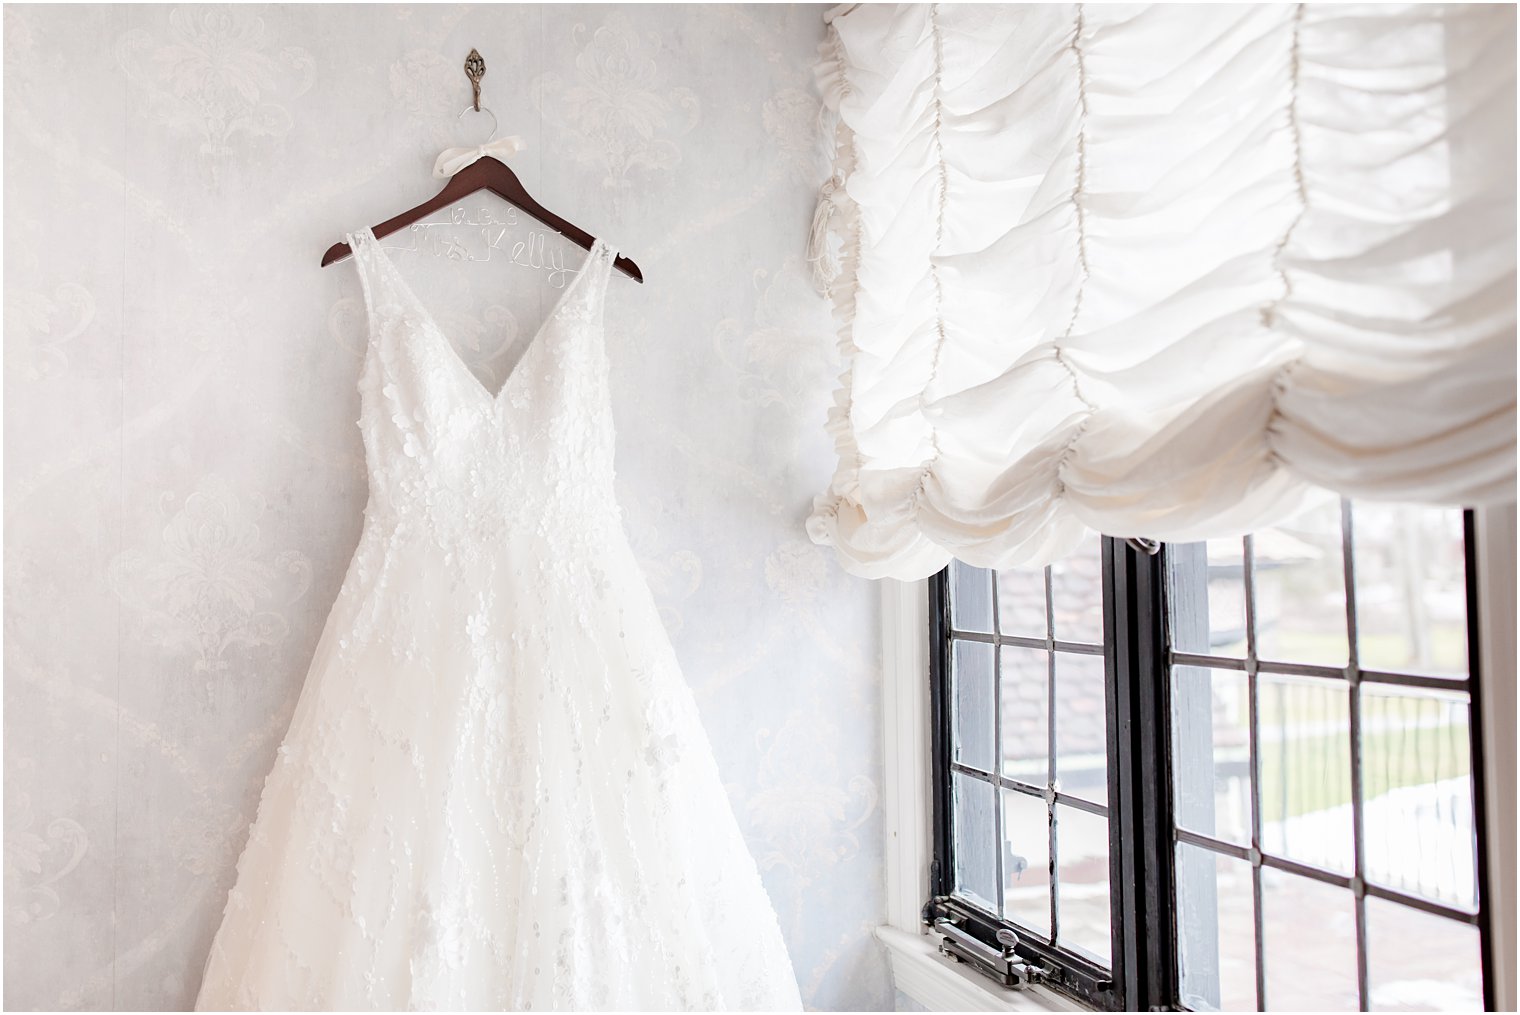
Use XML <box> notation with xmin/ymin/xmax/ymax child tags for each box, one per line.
<box><xmin>928</xmin><ymin>496</ymin><xmax>1493</xmax><ymax>1011</ymax></box>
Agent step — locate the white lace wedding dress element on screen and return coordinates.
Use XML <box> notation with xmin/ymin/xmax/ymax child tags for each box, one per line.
<box><xmin>193</xmin><ymin>228</ymin><xmax>803</xmax><ymax>1012</ymax></box>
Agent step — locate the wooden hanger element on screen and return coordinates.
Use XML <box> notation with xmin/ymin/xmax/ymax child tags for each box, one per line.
<box><xmin>320</xmin><ymin>49</ymin><xmax>642</xmax><ymax>283</ymax></box>
<box><xmin>319</xmin><ymin>156</ymin><xmax>643</xmax><ymax>282</ymax></box>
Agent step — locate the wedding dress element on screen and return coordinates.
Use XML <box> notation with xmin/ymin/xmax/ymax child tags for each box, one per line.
<box><xmin>193</xmin><ymin>227</ymin><xmax>804</xmax><ymax>1011</ymax></box>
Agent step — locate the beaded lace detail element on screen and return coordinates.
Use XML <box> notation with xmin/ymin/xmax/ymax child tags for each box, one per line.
<box><xmin>192</xmin><ymin>228</ymin><xmax>803</xmax><ymax>1011</ymax></box>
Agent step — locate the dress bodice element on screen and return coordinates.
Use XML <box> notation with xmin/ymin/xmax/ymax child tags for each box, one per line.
<box><xmin>344</xmin><ymin>227</ymin><xmax>622</xmax><ymax>552</ymax></box>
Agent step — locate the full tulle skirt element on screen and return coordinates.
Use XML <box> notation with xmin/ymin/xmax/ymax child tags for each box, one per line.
<box><xmin>193</xmin><ymin>519</ymin><xmax>804</xmax><ymax>1011</ymax></box>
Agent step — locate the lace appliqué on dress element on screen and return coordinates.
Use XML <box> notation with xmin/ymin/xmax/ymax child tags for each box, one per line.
<box><xmin>192</xmin><ymin>230</ymin><xmax>803</xmax><ymax>1012</ymax></box>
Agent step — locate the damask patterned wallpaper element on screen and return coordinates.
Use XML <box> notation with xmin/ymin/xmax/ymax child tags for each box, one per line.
<box><xmin>3</xmin><ymin>5</ymin><xmax>890</xmax><ymax>1010</ymax></box>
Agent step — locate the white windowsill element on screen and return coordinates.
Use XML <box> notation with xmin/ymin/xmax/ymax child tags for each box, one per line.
<box><xmin>876</xmin><ymin>925</ymin><xmax>1085</xmax><ymax>1013</ymax></box>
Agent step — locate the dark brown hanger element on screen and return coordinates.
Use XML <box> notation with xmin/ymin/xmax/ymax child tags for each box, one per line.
<box><xmin>324</xmin><ymin>47</ymin><xmax>641</xmax><ymax>280</ymax></box>
<box><xmin>319</xmin><ymin>155</ymin><xmax>643</xmax><ymax>282</ymax></box>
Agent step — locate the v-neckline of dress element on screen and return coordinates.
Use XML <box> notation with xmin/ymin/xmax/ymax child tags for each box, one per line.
<box><xmin>360</xmin><ymin>226</ymin><xmax>606</xmax><ymax>409</ymax></box>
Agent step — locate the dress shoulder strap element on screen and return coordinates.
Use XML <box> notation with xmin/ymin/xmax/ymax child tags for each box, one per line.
<box><xmin>343</xmin><ymin>227</ymin><xmax>387</xmax><ymax>323</ymax></box>
<box><xmin>577</xmin><ymin>237</ymin><xmax>620</xmax><ymax>323</ymax></box>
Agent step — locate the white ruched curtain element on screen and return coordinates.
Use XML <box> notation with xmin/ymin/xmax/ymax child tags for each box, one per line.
<box><xmin>805</xmin><ymin>3</ymin><xmax>1517</xmax><ymax>580</ymax></box>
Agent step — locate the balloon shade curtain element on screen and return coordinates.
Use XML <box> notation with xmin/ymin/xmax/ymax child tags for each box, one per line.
<box><xmin>806</xmin><ymin>3</ymin><xmax>1517</xmax><ymax>580</ymax></box>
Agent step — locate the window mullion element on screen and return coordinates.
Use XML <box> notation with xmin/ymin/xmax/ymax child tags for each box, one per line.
<box><xmin>927</xmin><ymin>569</ymin><xmax>953</xmax><ymax>902</ymax></box>
<box><xmin>1243</xmin><ymin>533</ymin><xmax>1266</xmax><ymax>1013</ymax></box>
<box><xmin>991</xmin><ymin>570</ymin><xmax>1007</xmax><ymax>919</ymax></box>
<box><xmin>1104</xmin><ymin>537</ymin><xmax>1178</xmax><ymax>1011</ymax></box>
<box><xmin>1464</xmin><ymin>508</ymin><xmax>1498</xmax><ymax>1012</ymax></box>
<box><xmin>1342</xmin><ymin>500</ymin><xmax>1372</xmax><ymax>1012</ymax></box>
<box><xmin>1046</xmin><ymin>565</ymin><xmax>1060</xmax><ymax>948</ymax></box>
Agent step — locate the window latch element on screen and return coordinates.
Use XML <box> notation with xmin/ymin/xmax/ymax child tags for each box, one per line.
<box><xmin>925</xmin><ymin>899</ymin><xmax>1041</xmax><ymax>990</ymax></box>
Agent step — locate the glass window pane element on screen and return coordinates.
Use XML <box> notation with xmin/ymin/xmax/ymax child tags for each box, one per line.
<box><xmin>1056</xmin><ymin>804</ymin><xmax>1111</xmax><ymax>965</ymax></box>
<box><xmin>1169</xmin><ymin>538</ymin><xmax>1249</xmax><ymax>658</ymax></box>
<box><xmin>1001</xmin><ymin>788</ymin><xmax>1050</xmax><ymax>936</ymax></box>
<box><xmin>952</xmin><ymin>772</ymin><xmax>997</xmax><ymax>911</ymax></box>
<box><xmin>951</xmin><ymin>561</ymin><xmax>994</xmax><ymax>633</ymax></box>
<box><xmin>1254</xmin><ymin>493</ymin><xmax>1350</xmax><ymax>667</ymax></box>
<box><xmin>1164</xmin><ymin>499</ymin><xmax>1481</xmax><ymax>1014</ymax></box>
<box><xmin>1050</xmin><ymin>536</ymin><xmax>1103</xmax><ymax>644</ymax></box>
<box><xmin>1361</xmin><ymin>686</ymin><xmax>1476</xmax><ymax>909</ymax></box>
<box><xmin>1260</xmin><ymin>869</ymin><xmax>1358</xmax><ymax>1011</ymax></box>
<box><xmin>997</xmin><ymin>566</ymin><xmax>1048</xmax><ymax>638</ymax></box>
<box><xmin>1366</xmin><ymin>897</ymin><xmax>1483</xmax><ymax>1011</ymax></box>
<box><xmin>1176</xmin><ymin>843</ymin><xmax>1256</xmax><ymax>1012</ymax></box>
<box><xmin>1352</xmin><ymin>504</ymin><xmax>1468</xmax><ymax>677</ymax></box>
<box><xmin>1000</xmin><ymin>645</ymin><xmax>1048</xmax><ymax>785</ymax></box>
<box><xmin>1172</xmin><ymin>666</ymin><xmax>1251</xmax><ymax>847</ymax></box>
<box><xmin>1055</xmin><ymin>653</ymin><xmax>1108</xmax><ymax>805</ymax></box>
<box><xmin>1259</xmin><ymin>674</ymin><xmax>1353</xmax><ymax>873</ymax></box>
<box><xmin>952</xmin><ymin>641</ymin><xmax>996</xmax><ymax>773</ymax></box>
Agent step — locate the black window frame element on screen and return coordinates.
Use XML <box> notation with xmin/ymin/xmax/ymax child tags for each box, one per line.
<box><xmin>926</xmin><ymin>512</ymin><xmax>1494</xmax><ymax>1012</ymax></box>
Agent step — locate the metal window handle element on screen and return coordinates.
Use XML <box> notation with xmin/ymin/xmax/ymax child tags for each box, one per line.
<box><xmin>931</xmin><ymin>911</ymin><xmax>1037</xmax><ymax>989</ymax></box>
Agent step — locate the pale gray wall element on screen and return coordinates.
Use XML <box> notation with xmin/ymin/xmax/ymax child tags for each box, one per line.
<box><xmin>3</xmin><ymin>4</ymin><xmax>890</xmax><ymax>1009</ymax></box>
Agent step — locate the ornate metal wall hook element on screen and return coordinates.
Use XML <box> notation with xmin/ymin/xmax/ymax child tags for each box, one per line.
<box><xmin>464</xmin><ymin>49</ymin><xmax>486</xmax><ymax>111</ymax></box>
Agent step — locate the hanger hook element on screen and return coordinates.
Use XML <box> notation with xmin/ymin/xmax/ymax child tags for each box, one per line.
<box><xmin>456</xmin><ymin>103</ymin><xmax>499</xmax><ymax>144</ymax></box>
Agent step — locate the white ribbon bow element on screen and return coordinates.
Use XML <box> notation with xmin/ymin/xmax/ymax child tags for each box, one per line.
<box><xmin>432</xmin><ymin>135</ymin><xmax>526</xmax><ymax>179</ymax></box>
